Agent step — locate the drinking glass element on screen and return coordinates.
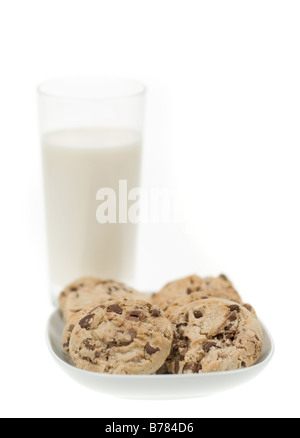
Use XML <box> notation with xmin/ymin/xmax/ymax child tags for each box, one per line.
<box><xmin>37</xmin><ymin>77</ymin><xmax>146</xmax><ymax>303</ymax></box>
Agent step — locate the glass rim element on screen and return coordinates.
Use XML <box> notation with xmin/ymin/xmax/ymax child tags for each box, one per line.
<box><xmin>37</xmin><ymin>76</ymin><xmax>147</xmax><ymax>102</ymax></box>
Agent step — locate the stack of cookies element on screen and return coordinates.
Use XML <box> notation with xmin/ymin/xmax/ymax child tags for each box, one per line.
<box><xmin>59</xmin><ymin>274</ymin><xmax>263</xmax><ymax>375</ymax></box>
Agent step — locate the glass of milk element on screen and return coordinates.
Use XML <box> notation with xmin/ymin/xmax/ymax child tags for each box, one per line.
<box><xmin>37</xmin><ymin>77</ymin><xmax>146</xmax><ymax>303</ymax></box>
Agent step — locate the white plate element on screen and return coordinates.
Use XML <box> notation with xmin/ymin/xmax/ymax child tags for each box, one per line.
<box><xmin>46</xmin><ymin>309</ymin><xmax>274</xmax><ymax>399</ymax></box>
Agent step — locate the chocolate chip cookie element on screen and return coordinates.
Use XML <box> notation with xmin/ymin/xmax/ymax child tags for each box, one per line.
<box><xmin>61</xmin><ymin>309</ymin><xmax>89</xmax><ymax>355</ymax></box>
<box><xmin>62</xmin><ymin>280</ymin><xmax>149</xmax><ymax>322</ymax></box>
<box><xmin>166</xmin><ymin>292</ymin><xmax>257</xmax><ymax>320</ymax></box>
<box><xmin>165</xmin><ymin>297</ymin><xmax>263</xmax><ymax>374</ymax></box>
<box><xmin>94</xmin><ymin>280</ymin><xmax>148</xmax><ymax>302</ymax></box>
<box><xmin>152</xmin><ymin>274</ymin><xmax>242</xmax><ymax>311</ymax></box>
<box><xmin>69</xmin><ymin>298</ymin><xmax>173</xmax><ymax>374</ymax></box>
<box><xmin>61</xmin><ymin>283</ymin><xmax>150</xmax><ymax>353</ymax></box>
<box><xmin>58</xmin><ymin>277</ymin><xmax>102</xmax><ymax>315</ymax></box>
<box><xmin>202</xmin><ymin>275</ymin><xmax>242</xmax><ymax>303</ymax></box>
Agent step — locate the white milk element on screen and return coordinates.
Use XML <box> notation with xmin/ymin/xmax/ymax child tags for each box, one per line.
<box><xmin>42</xmin><ymin>127</ymin><xmax>142</xmax><ymax>296</ymax></box>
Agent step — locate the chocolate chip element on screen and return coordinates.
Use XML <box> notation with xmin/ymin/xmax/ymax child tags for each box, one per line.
<box><xmin>185</xmin><ymin>313</ymin><xmax>189</xmax><ymax>323</ymax></box>
<box><xmin>201</xmin><ymin>296</ymin><xmax>208</xmax><ymax>300</ymax></box>
<box><xmin>226</xmin><ymin>331</ymin><xmax>236</xmax><ymax>341</ymax></box>
<box><xmin>150</xmin><ymin>308</ymin><xmax>161</xmax><ymax>317</ymax></box>
<box><xmin>84</xmin><ymin>340</ymin><xmax>95</xmax><ymax>351</ymax></box>
<box><xmin>228</xmin><ymin>304</ymin><xmax>240</xmax><ymax>312</ymax></box>
<box><xmin>145</xmin><ymin>343</ymin><xmax>160</xmax><ymax>355</ymax></box>
<box><xmin>182</xmin><ymin>362</ymin><xmax>194</xmax><ymax>372</ymax></box>
<box><xmin>243</xmin><ymin>304</ymin><xmax>253</xmax><ymax>312</ymax></box>
<box><xmin>193</xmin><ymin>310</ymin><xmax>203</xmax><ymax>319</ymax></box>
<box><xmin>215</xmin><ymin>334</ymin><xmax>224</xmax><ymax>340</ymax></box>
<box><xmin>176</xmin><ymin>323</ymin><xmax>187</xmax><ymax>329</ymax></box>
<box><xmin>79</xmin><ymin>314</ymin><xmax>94</xmax><ymax>330</ymax></box>
<box><xmin>186</xmin><ymin>288</ymin><xmax>193</xmax><ymax>295</ymax></box>
<box><xmin>128</xmin><ymin>328</ymin><xmax>137</xmax><ymax>340</ymax></box>
<box><xmin>228</xmin><ymin>311</ymin><xmax>238</xmax><ymax>321</ymax></box>
<box><xmin>63</xmin><ymin>342</ymin><xmax>69</xmax><ymax>349</ymax></box>
<box><xmin>195</xmin><ymin>287</ymin><xmax>202</xmax><ymax>292</ymax></box>
<box><xmin>126</xmin><ymin>310</ymin><xmax>146</xmax><ymax>322</ymax></box>
<box><xmin>183</xmin><ymin>362</ymin><xmax>202</xmax><ymax>373</ymax></box>
<box><xmin>119</xmin><ymin>340</ymin><xmax>132</xmax><ymax>347</ymax></box>
<box><xmin>179</xmin><ymin>340</ymin><xmax>188</xmax><ymax>348</ymax></box>
<box><xmin>107</xmin><ymin>304</ymin><xmax>123</xmax><ymax>315</ymax></box>
<box><xmin>219</xmin><ymin>274</ymin><xmax>228</xmax><ymax>281</ymax></box>
<box><xmin>225</xmin><ymin>323</ymin><xmax>233</xmax><ymax>331</ymax></box>
<box><xmin>241</xmin><ymin>361</ymin><xmax>246</xmax><ymax>368</ymax></box>
<box><xmin>204</xmin><ymin>342</ymin><xmax>218</xmax><ymax>353</ymax></box>
<box><xmin>94</xmin><ymin>351</ymin><xmax>101</xmax><ymax>359</ymax></box>
<box><xmin>174</xmin><ymin>360</ymin><xmax>180</xmax><ymax>374</ymax></box>
<box><xmin>70</xmin><ymin>287</ymin><xmax>78</xmax><ymax>292</ymax></box>
<box><xmin>68</xmin><ymin>324</ymin><xmax>75</xmax><ymax>333</ymax></box>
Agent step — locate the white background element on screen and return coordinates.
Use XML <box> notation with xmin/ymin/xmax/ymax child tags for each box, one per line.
<box><xmin>0</xmin><ymin>0</ymin><xmax>299</xmax><ymax>418</ymax></box>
